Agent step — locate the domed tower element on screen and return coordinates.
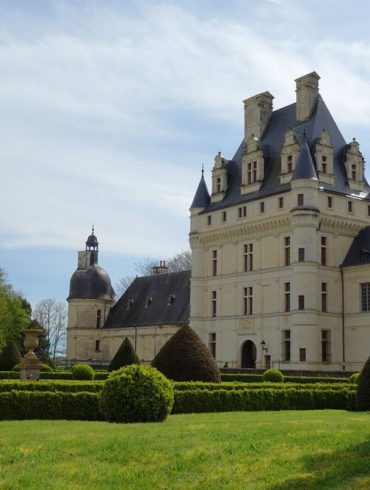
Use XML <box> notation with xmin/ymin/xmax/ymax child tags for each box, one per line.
<box><xmin>66</xmin><ymin>228</ymin><xmax>115</xmax><ymax>364</ymax></box>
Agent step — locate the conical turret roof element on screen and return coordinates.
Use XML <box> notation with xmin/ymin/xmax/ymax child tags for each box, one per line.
<box><xmin>190</xmin><ymin>170</ymin><xmax>210</xmax><ymax>209</ymax></box>
<box><xmin>292</xmin><ymin>135</ymin><xmax>318</xmax><ymax>181</ymax></box>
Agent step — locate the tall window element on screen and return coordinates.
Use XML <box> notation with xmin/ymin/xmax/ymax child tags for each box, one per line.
<box><xmin>360</xmin><ymin>283</ymin><xmax>370</xmax><ymax>312</ymax></box>
<box><xmin>328</xmin><ymin>196</ymin><xmax>332</xmax><ymax>208</ymax></box>
<box><xmin>211</xmin><ymin>291</ymin><xmax>217</xmax><ymax>317</ymax></box>
<box><xmin>282</xmin><ymin>330</ymin><xmax>291</xmax><ymax>362</ymax></box>
<box><xmin>216</xmin><ymin>177</ymin><xmax>221</xmax><ymax>193</ymax></box>
<box><xmin>284</xmin><ymin>282</ymin><xmax>290</xmax><ymax>312</ymax></box>
<box><xmin>207</xmin><ymin>215</ymin><xmax>212</xmax><ymax>225</ymax></box>
<box><xmin>279</xmin><ymin>196</ymin><xmax>284</xmax><ymax>209</ymax></box>
<box><xmin>351</xmin><ymin>164</ymin><xmax>356</xmax><ymax>181</ymax></box>
<box><xmin>298</xmin><ymin>248</ymin><xmax>305</xmax><ymax>262</ymax></box>
<box><xmin>260</xmin><ymin>202</ymin><xmax>265</xmax><ymax>213</ymax></box>
<box><xmin>297</xmin><ymin>194</ymin><xmax>304</xmax><ymax>206</ymax></box>
<box><xmin>287</xmin><ymin>155</ymin><xmax>293</xmax><ymax>173</ymax></box>
<box><xmin>209</xmin><ymin>333</ymin><xmax>216</xmax><ymax>358</ymax></box>
<box><xmin>321</xmin><ymin>282</ymin><xmax>327</xmax><ymax>312</ymax></box>
<box><xmin>298</xmin><ymin>295</ymin><xmax>305</xmax><ymax>310</ymax></box>
<box><xmin>299</xmin><ymin>348</ymin><xmax>306</xmax><ymax>362</ymax></box>
<box><xmin>321</xmin><ymin>330</ymin><xmax>331</xmax><ymax>362</ymax></box>
<box><xmin>95</xmin><ymin>340</ymin><xmax>100</xmax><ymax>352</ymax></box>
<box><xmin>243</xmin><ymin>287</ymin><xmax>253</xmax><ymax>315</ymax></box>
<box><xmin>247</xmin><ymin>161</ymin><xmax>257</xmax><ymax>184</ymax></box>
<box><xmin>222</xmin><ymin>211</ymin><xmax>227</xmax><ymax>222</ymax></box>
<box><xmin>212</xmin><ymin>250</ymin><xmax>217</xmax><ymax>276</ymax></box>
<box><xmin>238</xmin><ymin>206</ymin><xmax>247</xmax><ymax>218</ymax></box>
<box><xmin>321</xmin><ymin>236</ymin><xmax>327</xmax><ymax>266</ymax></box>
<box><xmin>244</xmin><ymin>244</ymin><xmax>253</xmax><ymax>272</ymax></box>
<box><xmin>348</xmin><ymin>201</ymin><xmax>353</xmax><ymax>213</ymax></box>
<box><xmin>284</xmin><ymin>236</ymin><xmax>290</xmax><ymax>266</ymax></box>
<box><xmin>322</xmin><ymin>155</ymin><xmax>327</xmax><ymax>173</ymax></box>
<box><xmin>96</xmin><ymin>310</ymin><xmax>101</xmax><ymax>328</ymax></box>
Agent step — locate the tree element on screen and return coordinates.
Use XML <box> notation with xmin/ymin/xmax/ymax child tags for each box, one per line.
<box><xmin>357</xmin><ymin>356</ymin><xmax>370</xmax><ymax>411</ymax></box>
<box><xmin>116</xmin><ymin>250</ymin><xmax>192</xmax><ymax>296</ymax></box>
<box><xmin>33</xmin><ymin>298</ymin><xmax>67</xmax><ymax>362</ymax></box>
<box><xmin>0</xmin><ymin>268</ymin><xmax>31</xmax><ymax>352</ymax></box>
<box><xmin>108</xmin><ymin>337</ymin><xmax>140</xmax><ymax>371</ymax></box>
<box><xmin>152</xmin><ymin>325</ymin><xmax>221</xmax><ymax>382</ymax></box>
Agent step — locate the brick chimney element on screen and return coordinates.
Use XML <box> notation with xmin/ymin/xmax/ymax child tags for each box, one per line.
<box><xmin>152</xmin><ymin>260</ymin><xmax>169</xmax><ymax>275</ymax></box>
<box><xmin>295</xmin><ymin>72</ymin><xmax>320</xmax><ymax>123</ymax></box>
<box><xmin>243</xmin><ymin>91</ymin><xmax>274</xmax><ymax>142</ymax></box>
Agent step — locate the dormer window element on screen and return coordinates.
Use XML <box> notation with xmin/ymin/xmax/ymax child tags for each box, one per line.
<box><xmin>351</xmin><ymin>164</ymin><xmax>356</xmax><ymax>181</ymax></box>
<box><xmin>145</xmin><ymin>297</ymin><xmax>153</xmax><ymax>308</ymax></box>
<box><xmin>315</xmin><ymin>130</ymin><xmax>334</xmax><ymax>185</ymax></box>
<box><xmin>247</xmin><ymin>161</ymin><xmax>257</xmax><ymax>184</ymax></box>
<box><xmin>344</xmin><ymin>138</ymin><xmax>364</xmax><ymax>191</ymax></box>
<box><xmin>280</xmin><ymin>130</ymin><xmax>299</xmax><ymax>184</ymax></box>
<box><xmin>211</xmin><ymin>152</ymin><xmax>228</xmax><ymax>203</ymax></box>
<box><xmin>241</xmin><ymin>137</ymin><xmax>264</xmax><ymax>194</ymax></box>
<box><xmin>216</xmin><ymin>177</ymin><xmax>221</xmax><ymax>193</ymax></box>
<box><xmin>126</xmin><ymin>299</ymin><xmax>134</xmax><ymax>311</ymax></box>
<box><xmin>168</xmin><ymin>294</ymin><xmax>176</xmax><ymax>305</ymax></box>
<box><xmin>322</xmin><ymin>156</ymin><xmax>327</xmax><ymax>173</ymax></box>
<box><xmin>287</xmin><ymin>155</ymin><xmax>293</xmax><ymax>173</ymax></box>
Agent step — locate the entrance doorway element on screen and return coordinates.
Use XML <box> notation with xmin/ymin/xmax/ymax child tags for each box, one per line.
<box><xmin>241</xmin><ymin>340</ymin><xmax>257</xmax><ymax>368</ymax></box>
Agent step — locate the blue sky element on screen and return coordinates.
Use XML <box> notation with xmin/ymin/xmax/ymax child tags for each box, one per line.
<box><xmin>1</xmin><ymin>0</ymin><xmax>370</xmax><ymax>308</ymax></box>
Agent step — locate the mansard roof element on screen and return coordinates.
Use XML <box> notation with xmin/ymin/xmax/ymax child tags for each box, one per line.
<box><xmin>199</xmin><ymin>96</ymin><xmax>370</xmax><ymax>213</ymax></box>
<box><xmin>342</xmin><ymin>227</ymin><xmax>370</xmax><ymax>267</ymax></box>
<box><xmin>190</xmin><ymin>171</ymin><xmax>210</xmax><ymax>209</ymax></box>
<box><xmin>103</xmin><ymin>270</ymin><xmax>190</xmax><ymax>328</ymax></box>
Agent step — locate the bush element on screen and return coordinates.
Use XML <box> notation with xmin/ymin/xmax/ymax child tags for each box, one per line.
<box><xmin>0</xmin><ymin>342</ymin><xmax>22</xmax><ymax>371</ymax></box>
<box><xmin>0</xmin><ymin>391</ymin><xmax>101</xmax><ymax>420</ymax></box>
<box><xmin>349</xmin><ymin>372</ymin><xmax>360</xmax><ymax>384</ymax></box>
<box><xmin>357</xmin><ymin>357</ymin><xmax>370</xmax><ymax>410</ymax></box>
<box><xmin>262</xmin><ymin>369</ymin><xmax>284</xmax><ymax>383</ymax></box>
<box><xmin>152</xmin><ymin>325</ymin><xmax>221</xmax><ymax>382</ymax></box>
<box><xmin>71</xmin><ymin>364</ymin><xmax>95</xmax><ymax>380</ymax></box>
<box><xmin>99</xmin><ymin>364</ymin><xmax>174</xmax><ymax>423</ymax></box>
<box><xmin>220</xmin><ymin>373</ymin><xmax>349</xmax><ymax>384</ymax></box>
<box><xmin>108</xmin><ymin>337</ymin><xmax>140</xmax><ymax>371</ymax></box>
<box><xmin>0</xmin><ymin>380</ymin><xmax>103</xmax><ymax>393</ymax></box>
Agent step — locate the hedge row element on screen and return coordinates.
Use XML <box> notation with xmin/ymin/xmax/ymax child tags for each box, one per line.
<box><xmin>0</xmin><ymin>391</ymin><xmax>102</xmax><ymax>420</ymax></box>
<box><xmin>174</xmin><ymin>381</ymin><xmax>357</xmax><ymax>392</ymax></box>
<box><xmin>220</xmin><ymin>374</ymin><xmax>350</xmax><ymax>384</ymax></box>
<box><xmin>0</xmin><ymin>381</ymin><xmax>103</xmax><ymax>393</ymax></box>
<box><xmin>0</xmin><ymin>386</ymin><xmax>356</xmax><ymax>420</ymax></box>
<box><xmin>172</xmin><ymin>387</ymin><xmax>356</xmax><ymax>413</ymax></box>
<box><xmin>0</xmin><ymin>371</ymin><xmax>109</xmax><ymax>380</ymax></box>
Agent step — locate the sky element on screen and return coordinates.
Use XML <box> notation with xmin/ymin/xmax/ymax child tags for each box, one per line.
<box><xmin>1</xmin><ymin>0</ymin><xmax>370</xmax><ymax>308</ymax></box>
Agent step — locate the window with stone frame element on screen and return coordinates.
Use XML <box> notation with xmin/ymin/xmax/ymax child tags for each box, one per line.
<box><xmin>243</xmin><ymin>287</ymin><xmax>253</xmax><ymax>315</ymax></box>
<box><xmin>244</xmin><ymin>243</ymin><xmax>253</xmax><ymax>272</ymax></box>
<box><xmin>360</xmin><ymin>283</ymin><xmax>370</xmax><ymax>312</ymax></box>
<box><xmin>284</xmin><ymin>236</ymin><xmax>291</xmax><ymax>266</ymax></box>
<box><xmin>96</xmin><ymin>309</ymin><xmax>102</xmax><ymax>328</ymax></box>
<box><xmin>211</xmin><ymin>290</ymin><xmax>217</xmax><ymax>317</ymax></box>
<box><xmin>321</xmin><ymin>282</ymin><xmax>327</xmax><ymax>312</ymax></box>
<box><xmin>209</xmin><ymin>333</ymin><xmax>216</xmax><ymax>358</ymax></box>
<box><xmin>321</xmin><ymin>330</ymin><xmax>331</xmax><ymax>362</ymax></box>
<box><xmin>212</xmin><ymin>249</ymin><xmax>218</xmax><ymax>276</ymax></box>
<box><xmin>284</xmin><ymin>282</ymin><xmax>290</xmax><ymax>312</ymax></box>
<box><xmin>282</xmin><ymin>330</ymin><xmax>291</xmax><ymax>362</ymax></box>
<box><xmin>321</xmin><ymin>236</ymin><xmax>327</xmax><ymax>266</ymax></box>
<box><xmin>298</xmin><ymin>295</ymin><xmax>305</xmax><ymax>310</ymax></box>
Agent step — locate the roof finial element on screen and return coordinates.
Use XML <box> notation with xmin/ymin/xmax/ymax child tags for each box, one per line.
<box><xmin>92</xmin><ymin>224</ymin><xmax>95</xmax><ymax>235</ymax></box>
<box><xmin>201</xmin><ymin>164</ymin><xmax>204</xmax><ymax>176</ymax></box>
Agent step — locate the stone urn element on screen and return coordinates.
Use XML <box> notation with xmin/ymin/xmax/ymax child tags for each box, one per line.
<box><xmin>20</xmin><ymin>328</ymin><xmax>43</xmax><ymax>381</ymax></box>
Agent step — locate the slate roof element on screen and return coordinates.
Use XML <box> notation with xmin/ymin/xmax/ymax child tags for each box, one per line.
<box><xmin>103</xmin><ymin>270</ymin><xmax>190</xmax><ymax>328</ymax></box>
<box><xmin>342</xmin><ymin>227</ymin><xmax>370</xmax><ymax>267</ymax></box>
<box><xmin>292</xmin><ymin>136</ymin><xmax>318</xmax><ymax>181</ymax></box>
<box><xmin>196</xmin><ymin>96</ymin><xmax>370</xmax><ymax>213</ymax></box>
<box><xmin>190</xmin><ymin>171</ymin><xmax>210</xmax><ymax>209</ymax></box>
<box><xmin>68</xmin><ymin>265</ymin><xmax>115</xmax><ymax>300</ymax></box>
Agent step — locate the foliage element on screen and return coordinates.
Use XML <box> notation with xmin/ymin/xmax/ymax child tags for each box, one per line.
<box><xmin>357</xmin><ymin>357</ymin><xmax>370</xmax><ymax>410</ymax></box>
<box><xmin>0</xmin><ymin>341</ymin><xmax>22</xmax><ymax>371</ymax></box>
<box><xmin>108</xmin><ymin>337</ymin><xmax>140</xmax><ymax>371</ymax></box>
<box><xmin>0</xmin><ymin>391</ymin><xmax>101</xmax><ymax>420</ymax></box>
<box><xmin>0</xmin><ymin>268</ymin><xmax>31</xmax><ymax>351</ymax></box>
<box><xmin>116</xmin><ymin>250</ymin><xmax>192</xmax><ymax>295</ymax></box>
<box><xmin>262</xmin><ymin>368</ymin><xmax>284</xmax><ymax>383</ymax></box>
<box><xmin>173</xmin><ymin>381</ymin><xmax>356</xmax><ymax>392</ymax></box>
<box><xmin>0</xmin><ymin>380</ymin><xmax>102</xmax><ymax>393</ymax></box>
<box><xmin>99</xmin><ymin>364</ymin><xmax>174</xmax><ymax>423</ymax></box>
<box><xmin>33</xmin><ymin>298</ymin><xmax>67</xmax><ymax>362</ymax></box>
<box><xmin>221</xmin><ymin>373</ymin><xmax>350</xmax><ymax>383</ymax></box>
<box><xmin>172</xmin><ymin>387</ymin><xmax>356</xmax><ymax>413</ymax></box>
<box><xmin>71</xmin><ymin>364</ymin><xmax>95</xmax><ymax>380</ymax></box>
<box><xmin>152</xmin><ymin>325</ymin><xmax>221</xmax><ymax>382</ymax></box>
<box><xmin>350</xmin><ymin>372</ymin><xmax>360</xmax><ymax>384</ymax></box>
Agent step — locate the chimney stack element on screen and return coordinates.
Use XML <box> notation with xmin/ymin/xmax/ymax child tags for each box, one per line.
<box><xmin>295</xmin><ymin>72</ymin><xmax>320</xmax><ymax>123</ymax></box>
<box><xmin>243</xmin><ymin>91</ymin><xmax>274</xmax><ymax>143</ymax></box>
<box><xmin>152</xmin><ymin>260</ymin><xmax>169</xmax><ymax>275</ymax></box>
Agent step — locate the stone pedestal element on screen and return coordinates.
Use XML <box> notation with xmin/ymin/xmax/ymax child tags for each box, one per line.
<box><xmin>20</xmin><ymin>328</ymin><xmax>43</xmax><ymax>381</ymax></box>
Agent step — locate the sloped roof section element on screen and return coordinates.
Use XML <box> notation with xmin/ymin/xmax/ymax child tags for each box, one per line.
<box><xmin>190</xmin><ymin>171</ymin><xmax>210</xmax><ymax>209</ymax></box>
<box><xmin>200</xmin><ymin>95</ymin><xmax>370</xmax><ymax>213</ymax></box>
<box><xmin>342</xmin><ymin>227</ymin><xmax>370</xmax><ymax>267</ymax></box>
<box><xmin>103</xmin><ymin>270</ymin><xmax>190</xmax><ymax>328</ymax></box>
<box><xmin>292</xmin><ymin>136</ymin><xmax>318</xmax><ymax>181</ymax></box>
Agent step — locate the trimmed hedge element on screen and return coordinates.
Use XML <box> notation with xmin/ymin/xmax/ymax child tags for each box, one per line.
<box><xmin>0</xmin><ymin>380</ymin><xmax>103</xmax><ymax>393</ymax></box>
<box><xmin>221</xmin><ymin>373</ymin><xmax>350</xmax><ymax>384</ymax></box>
<box><xmin>357</xmin><ymin>357</ymin><xmax>370</xmax><ymax>410</ymax></box>
<box><xmin>174</xmin><ymin>381</ymin><xmax>356</xmax><ymax>392</ymax></box>
<box><xmin>172</xmin><ymin>387</ymin><xmax>356</xmax><ymax>413</ymax></box>
<box><xmin>0</xmin><ymin>391</ymin><xmax>101</xmax><ymax>420</ymax></box>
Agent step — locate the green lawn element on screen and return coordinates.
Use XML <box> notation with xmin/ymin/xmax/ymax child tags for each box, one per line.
<box><xmin>0</xmin><ymin>411</ymin><xmax>369</xmax><ymax>489</ymax></box>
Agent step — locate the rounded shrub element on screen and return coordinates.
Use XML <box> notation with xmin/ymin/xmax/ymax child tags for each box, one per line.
<box><xmin>262</xmin><ymin>369</ymin><xmax>284</xmax><ymax>383</ymax></box>
<box><xmin>349</xmin><ymin>372</ymin><xmax>360</xmax><ymax>384</ymax></box>
<box><xmin>108</xmin><ymin>337</ymin><xmax>140</xmax><ymax>372</ymax></box>
<box><xmin>99</xmin><ymin>364</ymin><xmax>174</xmax><ymax>423</ymax></box>
<box><xmin>71</xmin><ymin>364</ymin><xmax>95</xmax><ymax>380</ymax></box>
<box><xmin>357</xmin><ymin>357</ymin><xmax>370</xmax><ymax>410</ymax></box>
<box><xmin>152</xmin><ymin>325</ymin><xmax>221</xmax><ymax>382</ymax></box>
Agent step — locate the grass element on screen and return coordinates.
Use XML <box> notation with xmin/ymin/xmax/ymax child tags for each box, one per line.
<box><xmin>0</xmin><ymin>410</ymin><xmax>369</xmax><ymax>489</ymax></box>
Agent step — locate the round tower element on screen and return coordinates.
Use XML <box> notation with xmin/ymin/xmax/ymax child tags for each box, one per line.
<box><xmin>66</xmin><ymin>228</ymin><xmax>115</xmax><ymax>364</ymax></box>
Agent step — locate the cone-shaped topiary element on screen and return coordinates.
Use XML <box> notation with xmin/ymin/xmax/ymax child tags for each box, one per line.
<box><xmin>357</xmin><ymin>356</ymin><xmax>370</xmax><ymax>410</ymax></box>
<box><xmin>108</xmin><ymin>337</ymin><xmax>140</xmax><ymax>372</ymax></box>
<box><xmin>0</xmin><ymin>341</ymin><xmax>22</xmax><ymax>371</ymax></box>
<box><xmin>152</xmin><ymin>325</ymin><xmax>221</xmax><ymax>382</ymax></box>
